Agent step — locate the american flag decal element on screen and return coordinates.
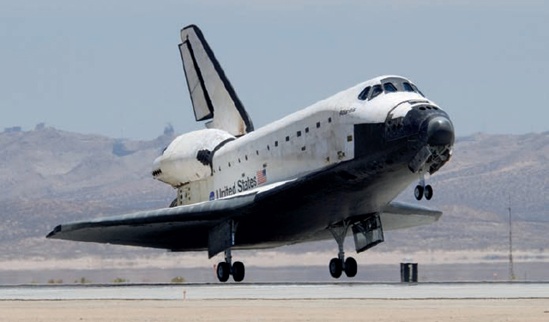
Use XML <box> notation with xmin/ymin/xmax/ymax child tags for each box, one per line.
<box><xmin>256</xmin><ymin>169</ymin><xmax>267</xmax><ymax>185</ymax></box>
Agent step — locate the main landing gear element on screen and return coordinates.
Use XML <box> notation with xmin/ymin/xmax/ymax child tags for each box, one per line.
<box><xmin>328</xmin><ymin>223</ymin><xmax>357</xmax><ymax>278</ymax></box>
<box><xmin>414</xmin><ymin>176</ymin><xmax>433</xmax><ymax>200</ymax></box>
<box><xmin>210</xmin><ymin>220</ymin><xmax>245</xmax><ymax>282</ymax></box>
<box><xmin>216</xmin><ymin>249</ymin><xmax>245</xmax><ymax>282</ymax></box>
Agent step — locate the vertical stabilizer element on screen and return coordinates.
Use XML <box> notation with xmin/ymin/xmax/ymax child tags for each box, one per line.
<box><xmin>179</xmin><ymin>25</ymin><xmax>254</xmax><ymax>136</ymax></box>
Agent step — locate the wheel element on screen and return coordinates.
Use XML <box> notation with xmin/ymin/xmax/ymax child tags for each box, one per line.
<box><xmin>329</xmin><ymin>258</ymin><xmax>343</xmax><ymax>278</ymax></box>
<box><xmin>344</xmin><ymin>257</ymin><xmax>358</xmax><ymax>278</ymax></box>
<box><xmin>424</xmin><ymin>185</ymin><xmax>433</xmax><ymax>200</ymax></box>
<box><xmin>414</xmin><ymin>185</ymin><xmax>424</xmax><ymax>200</ymax></box>
<box><xmin>232</xmin><ymin>261</ymin><xmax>245</xmax><ymax>282</ymax></box>
<box><xmin>216</xmin><ymin>262</ymin><xmax>230</xmax><ymax>282</ymax></box>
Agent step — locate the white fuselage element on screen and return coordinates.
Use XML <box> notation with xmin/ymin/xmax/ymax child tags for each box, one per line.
<box><xmin>153</xmin><ymin>75</ymin><xmax>437</xmax><ymax>205</ymax></box>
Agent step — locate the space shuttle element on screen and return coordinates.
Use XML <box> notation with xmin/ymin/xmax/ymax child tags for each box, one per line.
<box><xmin>48</xmin><ymin>25</ymin><xmax>455</xmax><ymax>282</ymax></box>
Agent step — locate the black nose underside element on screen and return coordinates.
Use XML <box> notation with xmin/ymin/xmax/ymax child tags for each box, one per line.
<box><xmin>427</xmin><ymin>116</ymin><xmax>454</xmax><ymax>146</ymax></box>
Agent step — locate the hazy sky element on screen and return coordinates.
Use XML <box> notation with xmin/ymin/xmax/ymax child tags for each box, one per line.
<box><xmin>1</xmin><ymin>0</ymin><xmax>547</xmax><ymax>139</ymax></box>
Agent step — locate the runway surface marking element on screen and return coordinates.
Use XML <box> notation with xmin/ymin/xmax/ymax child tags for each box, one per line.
<box><xmin>1</xmin><ymin>283</ymin><xmax>547</xmax><ymax>300</ymax></box>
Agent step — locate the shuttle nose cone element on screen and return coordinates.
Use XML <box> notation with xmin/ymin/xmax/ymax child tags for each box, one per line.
<box><xmin>427</xmin><ymin>116</ymin><xmax>454</xmax><ymax>146</ymax></box>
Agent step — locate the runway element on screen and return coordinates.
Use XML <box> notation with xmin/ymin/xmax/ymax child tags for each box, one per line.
<box><xmin>2</xmin><ymin>283</ymin><xmax>548</xmax><ymax>322</ymax></box>
<box><xmin>1</xmin><ymin>282</ymin><xmax>547</xmax><ymax>300</ymax></box>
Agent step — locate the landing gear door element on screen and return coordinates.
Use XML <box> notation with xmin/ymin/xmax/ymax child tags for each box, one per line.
<box><xmin>352</xmin><ymin>214</ymin><xmax>384</xmax><ymax>253</ymax></box>
<box><xmin>208</xmin><ymin>220</ymin><xmax>235</xmax><ymax>259</ymax></box>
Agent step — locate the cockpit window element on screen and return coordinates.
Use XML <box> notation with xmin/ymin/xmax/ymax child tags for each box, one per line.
<box><xmin>360</xmin><ymin>79</ymin><xmax>424</xmax><ymax>101</ymax></box>
<box><xmin>370</xmin><ymin>85</ymin><xmax>383</xmax><ymax>99</ymax></box>
<box><xmin>358</xmin><ymin>86</ymin><xmax>370</xmax><ymax>100</ymax></box>
<box><xmin>410</xmin><ymin>84</ymin><xmax>425</xmax><ymax>97</ymax></box>
<box><xmin>383</xmin><ymin>82</ymin><xmax>397</xmax><ymax>93</ymax></box>
<box><xmin>403</xmin><ymin>82</ymin><xmax>414</xmax><ymax>92</ymax></box>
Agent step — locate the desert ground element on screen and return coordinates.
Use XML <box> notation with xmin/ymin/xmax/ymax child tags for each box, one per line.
<box><xmin>2</xmin><ymin>299</ymin><xmax>548</xmax><ymax>322</ymax></box>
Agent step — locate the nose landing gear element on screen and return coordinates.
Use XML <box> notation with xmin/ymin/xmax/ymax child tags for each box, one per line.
<box><xmin>414</xmin><ymin>177</ymin><xmax>433</xmax><ymax>200</ymax></box>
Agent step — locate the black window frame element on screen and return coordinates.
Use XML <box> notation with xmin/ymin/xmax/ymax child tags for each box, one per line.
<box><xmin>403</xmin><ymin>82</ymin><xmax>414</xmax><ymax>92</ymax></box>
<box><xmin>370</xmin><ymin>85</ymin><xmax>383</xmax><ymax>99</ymax></box>
<box><xmin>410</xmin><ymin>84</ymin><xmax>425</xmax><ymax>97</ymax></box>
<box><xmin>358</xmin><ymin>86</ymin><xmax>371</xmax><ymax>100</ymax></box>
<box><xmin>383</xmin><ymin>82</ymin><xmax>397</xmax><ymax>93</ymax></box>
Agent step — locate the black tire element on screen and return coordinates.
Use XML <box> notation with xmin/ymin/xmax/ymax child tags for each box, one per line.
<box><xmin>329</xmin><ymin>258</ymin><xmax>343</xmax><ymax>279</ymax></box>
<box><xmin>344</xmin><ymin>257</ymin><xmax>358</xmax><ymax>278</ymax></box>
<box><xmin>424</xmin><ymin>185</ymin><xmax>433</xmax><ymax>200</ymax></box>
<box><xmin>217</xmin><ymin>262</ymin><xmax>230</xmax><ymax>282</ymax></box>
<box><xmin>232</xmin><ymin>261</ymin><xmax>245</xmax><ymax>282</ymax></box>
<box><xmin>414</xmin><ymin>185</ymin><xmax>424</xmax><ymax>200</ymax></box>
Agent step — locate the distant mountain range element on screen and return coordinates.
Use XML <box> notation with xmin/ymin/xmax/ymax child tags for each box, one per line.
<box><xmin>0</xmin><ymin>127</ymin><xmax>547</xmax><ymax>262</ymax></box>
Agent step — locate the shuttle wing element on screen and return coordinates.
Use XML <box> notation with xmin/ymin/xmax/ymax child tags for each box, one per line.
<box><xmin>380</xmin><ymin>201</ymin><xmax>442</xmax><ymax>230</ymax></box>
<box><xmin>47</xmin><ymin>171</ymin><xmax>442</xmax><ymax>253</ymax></box>
<box><xmin>47</xmin><ymin>198</ymin><xmax>441</xmax><ymax>252</ymax></box>
<box><xmin>179</xmin><ymin>24</ymin><xmax>254</xmax><ymax>136</ymax></box>
<box><xmin>46</xmin><ymin>180</ymin><xmax>297</xmax><ymax>251</ymax></box>
<box><xmin>47</xmin><ymin>192</ymin><xmax>257</xmax><ymax>250</ymax></box>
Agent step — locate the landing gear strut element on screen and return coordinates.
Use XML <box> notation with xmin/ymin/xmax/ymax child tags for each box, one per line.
<box><xmin>328</xmin><ymin>222</ymin><xmax>357</xmax><ymax>278</ymax></box>
<box><xmin>216</xmin><ymin>249</ymin><xmax>245</xmax><ymax>282</ymax></box>
<box><xmin>414</xmin><ymin>176</ymin><xmax>433</xmax><ymax>200</ymax></box>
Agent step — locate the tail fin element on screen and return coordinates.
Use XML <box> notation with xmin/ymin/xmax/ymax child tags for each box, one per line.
<box><xmin>179</xmin><ymin>25</ymin><xmax>254</xmax><ymax>136</ymax></box>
